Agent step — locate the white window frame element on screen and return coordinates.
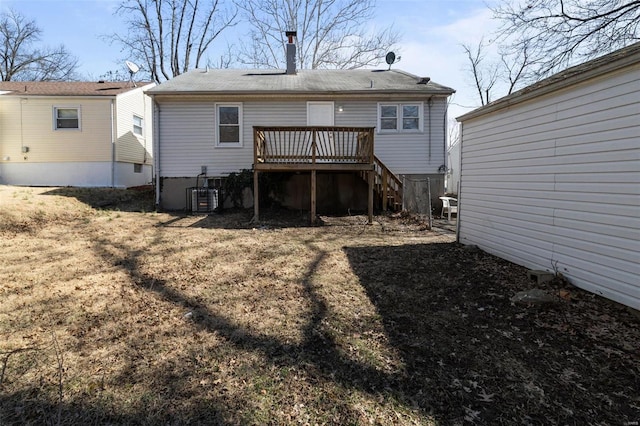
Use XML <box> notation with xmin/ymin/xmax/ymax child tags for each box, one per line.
<box><xmin>53</xmin><ymin>106</ymin><xmax>81</xmax><ymax>131</ymax></box>
<box><xmin>377</xmin><ymin>102</ymin><xmax>423</xmax><ymax>133</ymax></box>
<box><xmin>133</xmin><ymin>114</ymin><xmax>144</xmax><ymax>136</ymax></box>
<box><xmin>215</xmin><ymin>103</ymin><xmax>243</xmax><ymax>147</ymax></box>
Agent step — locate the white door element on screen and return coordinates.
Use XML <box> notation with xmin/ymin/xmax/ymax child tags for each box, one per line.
<box><xmin>307</xmin><ymin>101</ymin><xmax>334</xmax><ymax>160</ymax></box>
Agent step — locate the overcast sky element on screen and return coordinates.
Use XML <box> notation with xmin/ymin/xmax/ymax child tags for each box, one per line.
<box><xmin>2</xmin><ymin>0</ymin><xmax>500</xmax><ymax>121</ymax></box>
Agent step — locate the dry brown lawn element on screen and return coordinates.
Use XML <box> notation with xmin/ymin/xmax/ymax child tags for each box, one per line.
<box><xmin>0</xmin><ymin>185</ymin><xmax>638</xmax><ymax>425</ymax></box>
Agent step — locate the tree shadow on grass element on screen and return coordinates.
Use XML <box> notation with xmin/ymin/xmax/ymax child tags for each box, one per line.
<box><xmin>43</xmin><ymin>187</ymin><xmax>154</xmax><ymax>212</ymax></box>
<box><xmin>343</xmin><ymin>243</ymin><xmax>640</xmax><ymax>424</ymax></box>
<box><xmin>95</xmin><ymin>237</ymin><xmax>412</xmax><ymax>423</ymax></box>
<box><xmin>4</xmin><ymin>228</ymin><xmax>637</xmax><ymax>424</ymax></box>
<box><xmin>157</xmin><ymin>207</ymin><xmax>319</xmax><ymax>230</ymax></box>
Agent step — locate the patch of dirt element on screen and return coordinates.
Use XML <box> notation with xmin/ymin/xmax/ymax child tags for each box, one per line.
<box><xmin>0</xmin><ymin>185</ymin><xmax>638</xmax><ymax>425</ymax></box>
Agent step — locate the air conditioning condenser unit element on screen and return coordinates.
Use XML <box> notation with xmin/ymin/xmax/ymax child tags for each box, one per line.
<box><xmin>191</xmin><ymin>188</ymin><xmax>219</xmax><ymax>213</ymax></box>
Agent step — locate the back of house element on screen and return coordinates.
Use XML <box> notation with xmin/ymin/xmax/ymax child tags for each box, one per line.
<box><xmin>147</xmin><ymin>35</ymin><xmax>455</xmax><ymax>214</ymax></box>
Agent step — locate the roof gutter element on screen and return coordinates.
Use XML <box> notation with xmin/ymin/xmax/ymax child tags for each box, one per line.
<box><xmin>147</xmin><ymin>91</ymin><xmax>455</xmax><ymax>100</ymax></box>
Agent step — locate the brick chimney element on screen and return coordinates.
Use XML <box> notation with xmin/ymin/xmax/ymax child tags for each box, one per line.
<box><xmin>285</xmin><ymin>31</ymin><xmax>297</xmax><ymax>75</ymax></box>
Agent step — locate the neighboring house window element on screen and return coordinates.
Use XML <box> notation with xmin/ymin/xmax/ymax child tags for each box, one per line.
<box><xmin>54</xmin><ymin>107</ymin><xmax>80</xmax><ymax>130</ymax></box>
<box><xmin>133</xmin><ymin>115</ymin><xmax>144</xmax><ymax>136</ymax></box>
<box><xmin>216</xmin><ymin>104</ymin><xmax>242</xmax><ymax>147</ymax></box>
<box><xmin>378</xmin><ymin>103</ymin><xmax>423</xmax><ymax>132</ymax></box>
<box><xmin>134</xmin><ymin>163</ymin><xmax>142</xmax><ymax>173</ymax></box>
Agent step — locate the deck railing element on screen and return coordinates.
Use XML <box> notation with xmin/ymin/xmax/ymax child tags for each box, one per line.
<box><xmin>373</xmin><ymin>155</ymin><xmax>403</xmax><ymax>211</ymax></box>
<box><xmin>254</xmin><ymin>126</ymin><xmax>375</xmax><ymax>166</ymax></box>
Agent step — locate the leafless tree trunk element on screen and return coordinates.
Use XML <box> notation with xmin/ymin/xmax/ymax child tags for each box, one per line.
<box><xmin>462</xmin><ymin>39</ymin><xmax>498</xmax><ymax>106</ymax></box>
<box><xmin>492</xmin><ymin>0</ymin><xmax>640</xmax><ymax>78</ymax></box>
<box><xmin>236</xmin><ymin>0</ymin><xmax>399</xmax><ymax>69</ymax></box>
<box><xmin>112</xmin><ymin>0</ymin><xmax>238</xmax><ymax>82</ymax></box>
<box><xmin>0</xmin><ymin>9</ymin><xmax>78</xmax><ymax>81</ymax></box>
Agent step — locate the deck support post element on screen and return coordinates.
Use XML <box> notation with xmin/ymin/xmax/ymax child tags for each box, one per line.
<box><xmin>368</xmin><ymin>170</ymin><xmax>374</xmax><ymax>224</ymax></box>
<box><xmin>311</xmin><ymin>170</ymin><xmax>317</xmax><ymax>224</ymax></box>
<box><xmin>382</xmin><ymin>168</ymin><xmax>388</xmax><ymax>211</ymax></box>
<box><xmin>253</xmin><ymin>170</ymin><xmax>260</xmax><ymax>222</ymax></box>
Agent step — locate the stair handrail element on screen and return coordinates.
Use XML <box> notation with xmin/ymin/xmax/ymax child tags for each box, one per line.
<box><xmin>373</xmin><ymin>155</ymin><xmax>403</xmax><ymax>211</ymax></box>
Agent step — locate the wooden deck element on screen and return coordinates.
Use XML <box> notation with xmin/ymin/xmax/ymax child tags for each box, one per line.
<box><xmin>253</xmin><ymin>127</ymin><xmax>376</xmax><ymax>223</ymax></box>
<box><xmin>253</xmin><ymin>126</ymin><xmax>375</xmax><ymax>171</ymax></box>
<box><xmin>252</xmin><ymin>126</ymin><xmax>404</xmax><ymax>224</ymax></box>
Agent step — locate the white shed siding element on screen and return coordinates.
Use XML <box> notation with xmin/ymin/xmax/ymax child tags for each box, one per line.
<box><xmin>158</xmin><ymin>98</ymin><xmax>449</xmax><ymax>177</ymax></box>
<box><xmin>459</xmin><ymin>65</ymin><xmax>640</xmax><ymax>309</ymax></box>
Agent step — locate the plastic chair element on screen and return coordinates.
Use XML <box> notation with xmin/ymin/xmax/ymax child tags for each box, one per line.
<box><xmin>439</xmin><ymin>196</ymin><xmax>458</xmax><ymax>221</ymax></box>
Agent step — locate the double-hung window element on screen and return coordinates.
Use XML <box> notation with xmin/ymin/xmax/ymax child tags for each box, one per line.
<box><xmin>54</xmin><ymin>107</ymin><xmax>80</xmax><ymax>130</ymax></box>
<box><xmin>133</xmin><ymin>115</ymin><xmax>144</xmax><ymax>136</ymax></box>
<box><xmin>378</xmin><ymin>103</ymin><xmax>423</xmax><ymax>133</ymax></box>
<box><xmin>216</xmin><ymin>104</ymin><xmax>242</xmax><ymax>147</ymax></box>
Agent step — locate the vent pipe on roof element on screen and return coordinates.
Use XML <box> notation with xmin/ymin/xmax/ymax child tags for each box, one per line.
<box><xmin>285</xmin><ymin>31</ymin><xmax>297</xmax><ymax>75</ymax></box>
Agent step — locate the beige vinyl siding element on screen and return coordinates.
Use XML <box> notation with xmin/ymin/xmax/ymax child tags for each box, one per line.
<box><xmin>115</xmin><ymin>85</ymin><xmax>153</xmax><ymax>164</ymax></box>
<box><xmin>1</xmin><ymin>97</ymin><xmax>112</xmax><ymax>162</ymax></box>
<box><xmin>0</xmin><ymin>97</ymin><xmax>22</xmax><ymax>160</ymax></box>
<box><xmin>459</xmin><ymin>65</ymin><xmax>640</xmax><ymax>309</ymax></box>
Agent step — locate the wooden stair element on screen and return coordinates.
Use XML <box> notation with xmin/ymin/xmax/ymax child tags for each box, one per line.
<box><xmin>361</xmin><ymin>156</ymin><xmax>403</xmax><ymax>212</ymax></box>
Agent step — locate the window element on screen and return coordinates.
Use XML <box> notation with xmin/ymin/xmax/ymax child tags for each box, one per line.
<box><xmin>216</xmin><ymin>104</ymin><xmax>242</xmax><ymax>146</ymax></box>
<box><xmin>134</xmin><ymin>163</ymin><xmax>142</xmax><ymax>173</ymax></box>
<box><xmin>378</xmin><ymin>103</ymin><xmax>423</xmax><ymax>132</ymax></box>
<box><xmin>133</xmin><ymin>115</ymin><xmax>144</xmax><ymax>136</ymax></box>
<box><xmin>54</xmin><ymin>107</ymin><xmax>80</xmax><ymax>130</ymax></box>
<box><xmin>380</xmin><ymin>105</ymin><xmax>398</xmax><ymax>130</ymax></box>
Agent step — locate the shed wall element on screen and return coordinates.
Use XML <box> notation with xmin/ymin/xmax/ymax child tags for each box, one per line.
<box><xmin>459</xmin><ymin>65</ymin><xmax>640</xmax><ymax>309</ymax></box>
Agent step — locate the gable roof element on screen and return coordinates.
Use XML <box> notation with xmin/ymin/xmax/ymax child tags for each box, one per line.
<box><xmin>0</xmin><ymin>81</ymin><xmax>154</xmax><ymax>97</ymax></box>
<box><xmin>457</xmin><ymin>41</ymin><xmax>640</xmax><ymax>122</ymax></box>
<box><xmin>147</xmin><ymin>68</ymin><xmax>455</xmax><ymax>97</ymax></box>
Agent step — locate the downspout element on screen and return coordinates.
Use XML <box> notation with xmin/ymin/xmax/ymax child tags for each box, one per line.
<box><xmin>153</xmin><ymin>99</ymin><xmax>161</xmax><ymax>209</ymax></box>
<box><xmin>110</xmin><ymin>99</ymin><xmax>115</xmax><ymax>187</ymax></box>
<box><xmin>456</xmin><ymin>122</ymin><xmax>463</xmax><ymax>243</ymax></box>
<box><xmin>427</xmin><ymin>97</ymin><xmax>432</xmax><ymax>161</ymax></box>
<box><xmin>443</xmin><ymin>98</ymin><xmax>448</xmax><ymax>172</ymax></box>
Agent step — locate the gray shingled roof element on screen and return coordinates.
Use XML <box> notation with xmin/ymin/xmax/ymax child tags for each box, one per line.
<box><xmin>147</xmin><ymin>68</ymin><xmax>455</xmax><ymax>96</ymax></box>
<box><xmin>0</xmin><ymin>81</ymin><xmax>154</xmax><ymax>96</ymax></box>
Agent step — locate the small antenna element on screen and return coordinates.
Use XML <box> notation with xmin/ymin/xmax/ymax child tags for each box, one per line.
<box><xmin>125</xmin><ymin>60</ymin><xmax>140</xmax><ymax>87</ymax></box>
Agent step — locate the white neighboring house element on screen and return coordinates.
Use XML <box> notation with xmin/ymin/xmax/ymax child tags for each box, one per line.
<box><xmin>456</xmin><ymin>42</ymin><xmax>640</xmax><ymax>310</ymax></box>
<box><xmin>0</xmin><ymin>81</ymin><xmax>155</xmax><ymax>188</ymax></box>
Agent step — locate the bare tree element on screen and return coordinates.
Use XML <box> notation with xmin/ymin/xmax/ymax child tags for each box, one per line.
<box><xmin>111</xmin><ymin>0</ymin><xmax>238</xmax><ymax>82</ymax></box>
<box><xmin>236</xmin><ymin>0</ymin><xmax>399</xmax><ymax>69</ymax></box>
<box><xmin>463</xmin><ymin>1</ymin><xmax>639</xmax><ymax>106</ymax></box>
<box><xmin>492</xmin><ymin>0</ymin><xmax>640</xmax><ymax>78</ymax></box>
<box><xmin>0</xmin><ymin>9</ymin><xmax>78</xmax><ymax>81</ymax></box>
<box><xmin>462</xmin><ymin>39</ymin><xmax>499</xmax><ymax>106</ymax></box>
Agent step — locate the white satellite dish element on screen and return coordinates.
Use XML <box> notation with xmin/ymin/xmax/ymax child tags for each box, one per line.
<box><xmin>125</xmin><ymin>61</ymin><xmax>140</xmax><ymax>87</ymax></box>
<box><xmin>126</xmin><ymin>60</ymin><xmax>140</xmax><ymax>74</ymax></box>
